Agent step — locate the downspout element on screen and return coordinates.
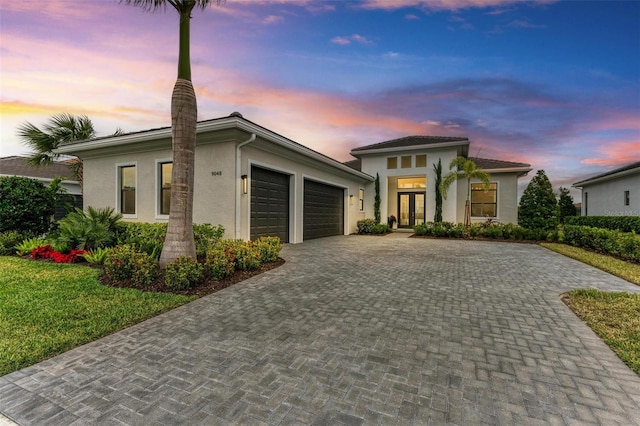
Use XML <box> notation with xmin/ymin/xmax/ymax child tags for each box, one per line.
<box><xmin>235</xmin><ymin>133</ymin><xmax>256</xmax><ymax>239</ymax></box>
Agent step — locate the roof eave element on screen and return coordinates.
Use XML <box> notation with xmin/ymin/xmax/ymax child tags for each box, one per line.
<box><xmin>350</xmin><ymin>140</ymin><xmax>470</xmax><ymax>157</ymax></box>
<box><xmin>573</xmin><ymin>166</ymin><xmax>640</xmax><ymax>188</ymax></box>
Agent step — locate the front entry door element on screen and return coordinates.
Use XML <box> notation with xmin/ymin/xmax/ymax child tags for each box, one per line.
<box><xmin>398</xmin><ymin>193</ymin><xmax>425</xmax><ymax>228</ymax></box>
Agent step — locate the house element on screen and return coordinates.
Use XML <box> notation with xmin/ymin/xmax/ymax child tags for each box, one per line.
<box><xmin>55</xmin><ymin>113</ymin><xmax>531</xmax><ymax>242</ymax></box>
<box><xmin>573</xmin><ymin>161</ymin><xmax>640</xmax><ymax>216</ymax></box>
<box><xmin>0</xmin><ymin>156</ymin><xmax>83</xmax><ymax>219</ymax></box>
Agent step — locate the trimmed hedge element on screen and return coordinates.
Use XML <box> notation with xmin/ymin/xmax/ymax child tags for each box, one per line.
<box><xmin>357</xmin><ymin>219</ymin><xmax>390</xmax><ymax>235</ymax></box>
<box><xmin>565</xmin><ymin>216</ymin><xmax>640</xmax><ymax>233</ymax></box>
<box><xmin>413</xmin><ymin>222</ymin><xmax>551</xmax><ymax>241</ymax></box>
<box><xmin>563</xmin><ymin>225</ymin><xmax>640</xmax><ymax>263</ymax></box>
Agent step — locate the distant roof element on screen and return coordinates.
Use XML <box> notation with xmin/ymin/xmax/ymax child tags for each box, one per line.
<box><xmin>343</xmin><ymin>158</ymin><xmax>361</xmax><ymax>171</ymax></box>
<box><xmin>351</xmin><ymin>135</ymin><xmax>469</xmax><ymax>154</ymax></box>
<box><xmin>469</xmin><ymin>157</ymin><xmax>531</xmax><ymax>171</ymax></box>
<box><xmin>573</xmin><ymin>161</ymin><xmax>640</xmax><ymax>187</ymax></box>
<box><xmin>0</xmin><ymin>156</ymin><xmax>75</xmax><ymax>181</ymax></box>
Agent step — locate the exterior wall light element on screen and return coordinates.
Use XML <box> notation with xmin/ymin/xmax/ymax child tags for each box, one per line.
<box><xmin>241</xmin><ymin>175</ymin><xmax>248</xmax><ymax>194</ymax></box>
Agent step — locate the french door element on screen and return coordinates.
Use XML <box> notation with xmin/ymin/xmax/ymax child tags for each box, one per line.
<box><xmin>398</xmin><ymin>192</ymin><xmax>425</xmax><ymax>228</ymax></box>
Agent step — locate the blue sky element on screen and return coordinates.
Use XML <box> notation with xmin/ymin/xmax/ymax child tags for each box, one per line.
<box><xmin>1</xmin><ymin>0</ymin><xmax>638</xmax><ymax>199</ymax></box>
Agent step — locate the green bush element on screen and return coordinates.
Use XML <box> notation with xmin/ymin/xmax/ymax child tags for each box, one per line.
<box><xmin>193</xmin><ymin>223</ymin><xmax>225</xmax><ymax>256</ymax></box>
<box><xmin>564</xmin><ymin>225</ymin><xmax>640</xmax><ymax>263</ymax></box>
<box><xmin>565</xmin><ymin>216</ymin><xmax>640</xmax><ymax>233</ymax></box>
<box><xmin>518</xmin><ymin>170</ymin><xmax>558</xmax><ymax>231</ymax></box>
<box><xmin>414</xmin><ymin>221</ymin><xmax>553</xmax><ymax>242</ymax></box>
<box><xmin>252</xmin><ymin>236</ymin><xmax>283</xmax><ymax>263</ymax></box>
<box><xmin>234</xmin><ymin>241</ymin><xmax>261</xmax><ymax>270</ymax></box>
<box><xmin>14</xmin><ymin>237</ymin><xmax>45</xmax><ymax>256</ymax></box>
<box><xmin>0</xmin><ymin>176</ymin><xmax>58</xmax><ymax>234</ymax></box>
<box><xmin>357</xmin><ymin>219</ymin><xmax>390</xmax><ymax>235</ymax></box>
<box><xmin>205</xmin><ymin>248</ymin><xmax>235</xmax><ymax>280</ymax></box>
<box><xmin>53</xmin><ymin>206</ymin><xmax>122</xmax><ymax>251</ymax></box>
<box><xmin>0</xmin><ymin>231</ymin><xmax>36</xmax><ymax>255</ymax></box>
<box><xmin>82</xmin><ymin>247</ymin><xmax>111</xmax><ymax>265</ymax></box>
<box><xmin>104</xmin><ymin>245</ymin><xmax>159</xmax><ymax>286</ymax></box>
<box><xmin>165</xmin><ymin>256</ymin><xmax>203</xmax><ymax>290</ymax></box>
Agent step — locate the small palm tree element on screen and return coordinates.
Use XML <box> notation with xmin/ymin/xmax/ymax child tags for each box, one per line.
<box><xmin>441</xmin><ymin>156</ymin><xmax>490</xmax><ymax>227</ymax></box>
<box><xmin>122</xmin><ymin>0</ymin><xmax>223</xmax><ymax>268</ymax></box>
<box><xmin>18</xmin><ymin>113</ymin><xmax>96</xmax><ymax>168</ymax></box>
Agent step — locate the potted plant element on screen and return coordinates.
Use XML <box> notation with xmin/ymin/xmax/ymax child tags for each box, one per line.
<box><xmin>387</xmin><ymin>215</ymin><xmax>397</xmax><ymax>228</ymax></box>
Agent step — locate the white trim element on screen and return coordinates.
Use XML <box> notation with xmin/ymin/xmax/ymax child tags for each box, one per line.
<box><xmin>154</xmin><ymin>158</ymin><xmax>172</xmax><ymax>220</ymax></box>
<box><xmin>116</xmin><ymin>161</ymin><xmax>137</xmax><ymax>219</ymax></box>
<box><xmin>573</xmin><ymin>166</ymin><xmax>640</xmax><ymax>188</ymax></box>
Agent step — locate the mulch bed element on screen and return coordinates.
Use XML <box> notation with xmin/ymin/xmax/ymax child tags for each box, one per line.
<box><xmin>96</xmin><ymin>258</ymin><xmax>285</xmax><ymax>298</ymax></box>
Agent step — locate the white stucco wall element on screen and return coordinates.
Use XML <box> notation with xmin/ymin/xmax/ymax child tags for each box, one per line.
<box><xmin>581</xmin><ymin>173</ymin><xmax>640</xmax><ymax>216</ymax></box>
<box><xmin>457</xmin><ymin>173</ymin><xmax>520</xmax><ymax>224</ymax></box>
<box><xmin>359</xmin><ymin>148</ymin><xmax>459</xmax><ymax>224</ymax></box>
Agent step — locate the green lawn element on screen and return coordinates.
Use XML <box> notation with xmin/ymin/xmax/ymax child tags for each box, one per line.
<box><xmin>541</xmin><ymin>243</ymin><xmax>640</xmax><ymax>375</ymax></box>
<box><xmin>0</xmin><ymin>257</ymin><xmax>194</xmax><ymax>376</ymax></box>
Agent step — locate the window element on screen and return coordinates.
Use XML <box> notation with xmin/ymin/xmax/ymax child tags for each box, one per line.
<box><xmin>415</xmin><ymin>154</ymin><xmax>427</xmax><ymax>168</ymax></box>
<box><xmin>401</xmin><ymin>156</ymin><xmax>412</xmax><ymax>168</ymax></box>
<box><xmin>584</xmin><ymin>192</ymin><xmax>588</xmax><ymax>216</ymax></box>
<box><xmin>359</xmin><ymin>188</ymin><xmax>364</xmax><ymax>211</ymax></box>
<box><xmin>119</xmin><ymin>165</ymin><xmax>136</xmax><ymax>215</ymax></box>
<box><xmin>624</xmin><ymin>190</ymin><xmax>630</xmax><ymax>206</ymax></box>
<box><xmin>397</xmin><ymin>177</ymin><xmax>426</xmax><ymax>189</ymax></box>
<box><xmin>471</xmin><ymin>183</ymin><xmax>497</xmax><ymax>217</ymax></box>
<box><xmin>160</xmin><ymin>162</ymin><xmax>172</xmax><ymax>215</ymax></box>
<box><xmin>387</xmin><ymin>157</ymin><xmax>397</xmax><ymax>169</ymax></box>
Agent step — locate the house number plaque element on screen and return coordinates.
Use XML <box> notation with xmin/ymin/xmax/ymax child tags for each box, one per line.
<box><xmin>211</xmin><ymin>171</ymin><xmax>222</xmax><ymax>176</ymax></box>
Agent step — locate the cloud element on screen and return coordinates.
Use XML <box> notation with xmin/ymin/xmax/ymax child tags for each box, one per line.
<box><xmin>507</xmin><ymin>19</ymin><xmax>545</xmax><ymax>29</ymax></box>
<box><xmin>330</xmin><ymin>34</ymin><xmax>374</xmax><ymax>46</ymax></box>
<box><xmin>406</xmin><ymin>14</ymin><xmax>420</xmax><ymax>20</ymax></box>
<box><xmin>263</xmin><ymin>15</ymin><xmax>284</xmax><ymax>24</ymax></box>
<box><xmin>358</xmin><ymin>0</ymin><xmax>557</xmax><ymax>12</ymax></box>
<box><xmin>581</xmin><ymin>140</ymin><xmax>640</xmax><ymax>167</ymax></box>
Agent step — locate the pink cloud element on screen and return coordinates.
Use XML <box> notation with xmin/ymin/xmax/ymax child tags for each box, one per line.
<box><xmin>359</xmin><ymin>0</ymin><xmax>557</xmax><ymax>12</ymax></box>
<box><xmin>581</xmin><ymin>140</ymin><xmax>640</xmax><ymax>167</ymax></box>
<box><xmin>331</xmin><ymin>34</ymin><xmax>374</xmax><ymax>46</ymax></box>
<box><xmin>263</xmin><ymin>15</ymin><xmax>284</xmax><ymax>24</ymax></box>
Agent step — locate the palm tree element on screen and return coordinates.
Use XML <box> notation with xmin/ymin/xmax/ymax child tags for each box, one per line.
<box><xmin>441</xmin><ymin>156</ymin><xmax>490</xmax><ymax>227</ymax></box>
<box><xmin>121</xmin><ymin>0</ymin><xmax>222</xmax><ymax>267</ymax></box>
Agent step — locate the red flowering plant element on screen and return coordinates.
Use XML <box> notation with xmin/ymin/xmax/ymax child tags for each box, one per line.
<box><xmin>31</xmin><ymin>245</ymin><xmax>86</xmax><ymax>264</ymax></box>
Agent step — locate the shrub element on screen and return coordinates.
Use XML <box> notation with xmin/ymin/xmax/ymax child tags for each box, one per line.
<box><xmin>252</xmin><ymin>236</ymin><xmax>283</xmax><ymax>263</ymax></box>
<box><xmin>205</xmin><ymin>248</ymin><xmax>235</xmax><ymax>280</ymax></box>
<box><xmin>53</xmin><ymin>206</ymin><xmax>121</xmax><ymax>251</ymax></box>
<box><xmin>357</xmin><ymin>219</ymin><xmax>390</xmax><ymax>235</ymax></box>
<box><xmin>165</xmin><ymin>256</ymin><xmax>203</xmax><ymax>290</ymax></box>
<box><xmin>565</xmin><ymin>216</ymin><xmax>640</xmax><ymax>233</ymax></box>
<box><xmin>104</xmin><ymin>245</ymin><xmax>159</xmax><ymax>286</ymax></box>
<box><xmin>518</xmin><ymin>170</ymin><xmax>558</xmax><ymax>230</ymax></box>
<box><xmin>14</xmin><ymin>237</ymin><xmax>45</xmax><ymax>256</ymax></box>
<box><xmin>193</xmin><ymin>224</ymin><xmax>225</xmax><ymax>256</ymax></box>
<box><xmin>234</xmin><ymin>241</ymin><xmax>261</xmax><ymax>270</ymax></box>
<box><xmin>564</xmin><ymin>225</ymin><xmax>640</xmax><ymax>263</ymax></box>
<box><xmin>82</xmin><ymin>247</ymin><xmax>111</xmax><ymax>265</ymax></box>
<box><xmin>30</xmin><ymin>245</ymin><xmax>85</xmax><ymax>263</ymax></box>
<box><xmin>1</xmin><ymin>231</ymin><xmax>35</xmax><ymax>255</ymax></box>
<box><xmin>0</xmin><ymin>176</ymin><xmax>58</xmax><ymax>234</ymax></box>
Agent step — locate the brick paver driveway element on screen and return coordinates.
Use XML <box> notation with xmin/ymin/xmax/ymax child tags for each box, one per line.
<box><xmin>2</xmin><ymin>234</ymin><xmax>640</xmax><ymax>425</ymax></box>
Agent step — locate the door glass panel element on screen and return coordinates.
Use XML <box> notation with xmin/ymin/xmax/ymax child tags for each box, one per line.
<box><xmin>415</xmin><ymin>194</ymin><xmax>425</xmax><ymax>225</ymax></box>
<box><xmin>399</xmin><ymin>194</ymin><xmax>410</xmax><ymax>226</ymax></box>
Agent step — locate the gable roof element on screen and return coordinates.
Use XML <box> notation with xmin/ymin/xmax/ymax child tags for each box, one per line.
<box><xmin>573</xmin><ymin>161</ymin><xmax>640</xmax><ymax>187</ymax></box>
<box><xmin>0</xmin><ymin>156</ymin><xmax>75</xmax><ymax>181</ymax></box>
<box><xmin>350</xmin><ymin>135</ymin><xmax>469</xmax><ymax>156</ymax></box>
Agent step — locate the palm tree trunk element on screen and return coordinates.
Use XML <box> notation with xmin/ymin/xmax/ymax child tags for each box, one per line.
<box><xmin>159</xmin><ymin>78</ymin><xmax>197</xmax><ymax>267</ymax></box>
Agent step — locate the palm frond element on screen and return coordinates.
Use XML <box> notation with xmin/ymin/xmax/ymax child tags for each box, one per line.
<box><xmin>120</xmin><ymin>0</ymin><xmax>223</xmax><ymax>13</ymax></box>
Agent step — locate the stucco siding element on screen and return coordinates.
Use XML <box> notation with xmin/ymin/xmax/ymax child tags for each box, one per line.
<box><xmin>581</xmin><ymin>173</ymin><xmax>640</xmax><ymax>216</ymax></box>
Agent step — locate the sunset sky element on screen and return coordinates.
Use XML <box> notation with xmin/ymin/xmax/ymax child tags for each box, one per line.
<box><xmin>1</xmin><ymin>0</ymin><xmax>639</xmax><ymax>199</ymax></box>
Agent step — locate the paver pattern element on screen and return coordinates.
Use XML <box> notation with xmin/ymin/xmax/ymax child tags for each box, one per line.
<box><xmin>1</xmin><ymin>234</ymin><xmax>640</xmax><ymax>425</ymax></box>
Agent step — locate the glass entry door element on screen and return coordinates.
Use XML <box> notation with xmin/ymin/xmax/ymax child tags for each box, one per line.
<box><xmin>398</xmin><ymin>193</ymin><xmax>425</xmax><ymax>228</ymax></box>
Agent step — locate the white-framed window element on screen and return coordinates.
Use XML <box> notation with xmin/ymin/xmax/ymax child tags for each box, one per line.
<box><xmin>159</xmin><ymin>161</ymin><xmax>173</xmax><ymax>216</ymax></box>
<box><xmin>624</xmin><ymin>190</ymin><xmax>630</xmax><ymax>206</ymax></box>
<box><xmin>398</xmin><ymin>177</ymin><xmax>426</xmax><ymax>189</ymax></box>
<box><xmin>401</xmin><ymin>156</ymin><xmax>412</xmax><ymax>168</ymax></box>
<box><xmin>471</xmin><ymin>183</ymin><xmax>497</xmax><ymax>217</ymax></box>
<box><xmin>387</xmin><ymin>157</ymin><xmax>398</xmax><ymax>169</ymax></box>
<box><xmin>359</xmin><ymin>188</ymin><xmax>365</xmax><ymax>211</ymax></box>
<box><xmin>415</xmin><ymin>154</ymin><xmax>427</xmax><ymax>168</ymax></box>
<box><xmin>117</xmin><ymin>163</ymin><xmax>137</xmax><ymax>216</ymax></box>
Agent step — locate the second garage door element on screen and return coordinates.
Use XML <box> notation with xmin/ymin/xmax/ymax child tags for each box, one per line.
<box><xmin>251</xmin><ymin>166</ymin><xmax>289</xmax><ymax>242</ymax></box>
<box><xmin>303</xmin><ymin>180</ymin><xmax>344</xmax><ymax>240</ymax></box>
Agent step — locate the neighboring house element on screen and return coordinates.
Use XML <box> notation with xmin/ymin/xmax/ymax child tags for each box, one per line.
<box><xmin>0</xmin><ymin>156</ymin><xmax>83</xmax><ymax>219</ymax></box>
<box><xmin>573</xmin><ymin>161</ymin><xmax>640</xmax><ymax>216</ymax></box>
<box><xmin>55</xmin><ymin>113</ymin><xmax>531</xmax><ymax>242</ymax></box>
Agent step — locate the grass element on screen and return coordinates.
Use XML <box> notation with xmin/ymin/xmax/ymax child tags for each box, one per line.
<box><xmin>541</xmin><ymin>243</ymin><xmax>640</xmax><ymax>375</ymax></box>
<box><xmin>0</xmin><ymin>256</ymin><xmax>195</xmax><ymax>376</ymax></box>
<box><xmin>541</xmin><ymin>242</ymin><xmax>640</xmax><ymax>285</ymax></box>
<box><xmin>561</xmin><ymin>289</ymin><xmax>640</xmax><ymax>375</ymax></box>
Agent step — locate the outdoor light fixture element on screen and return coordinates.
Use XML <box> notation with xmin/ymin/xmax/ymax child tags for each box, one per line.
<box><xmin>241</xmin><ymin>175</ymin><xmax>248</xmax><ymax>194</ymax></box>
<box><xmin>349</xmin><ymin>194</ymin><xmax>354</xmax><ymax>206</ymax></box>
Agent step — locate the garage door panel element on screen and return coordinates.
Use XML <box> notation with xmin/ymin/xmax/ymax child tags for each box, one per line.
<box><xmin>251</xmin><ymin>166</ymin><xmax>289</xmax><ymax>242</ymax></box>
<box><xmin>303</xmin><ymin>180</ymin><xmax>344</xmax><ymax>240</ymax></box>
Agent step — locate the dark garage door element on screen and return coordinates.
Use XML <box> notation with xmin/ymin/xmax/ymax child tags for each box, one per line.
<box><xmin>251</xmin><ymin>166</ymin><xmax>289</xmax><ymax>242</ymax></box>
<box><xmin>304</xmin><ymin>180</ymin><xmax>344</xmax><ymax>240</ymax></box>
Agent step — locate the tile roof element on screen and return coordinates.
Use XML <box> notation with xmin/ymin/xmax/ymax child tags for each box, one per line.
<box><xmin>0</xmin><ymin>156</ymin><xmax>74</xmax><ymax>180</ymax></box>
<box><xmin>469</xmin><ymin>157</ymin><xmax>531</xmax><ymax>170</ymax></box>
<box><xmin>573</xmin><ymin>161</ymin><xmax>640</xmax><ymax>186</ymax></box>
<box><xmin>351</xmin><ymin>135</ymin><xmax>469</xmax><ymax>153</ymax></box>
<box><xmin>343</xmin><ymin>158</ymin><xmax>362</xmax><ymax>171</ymax></box>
